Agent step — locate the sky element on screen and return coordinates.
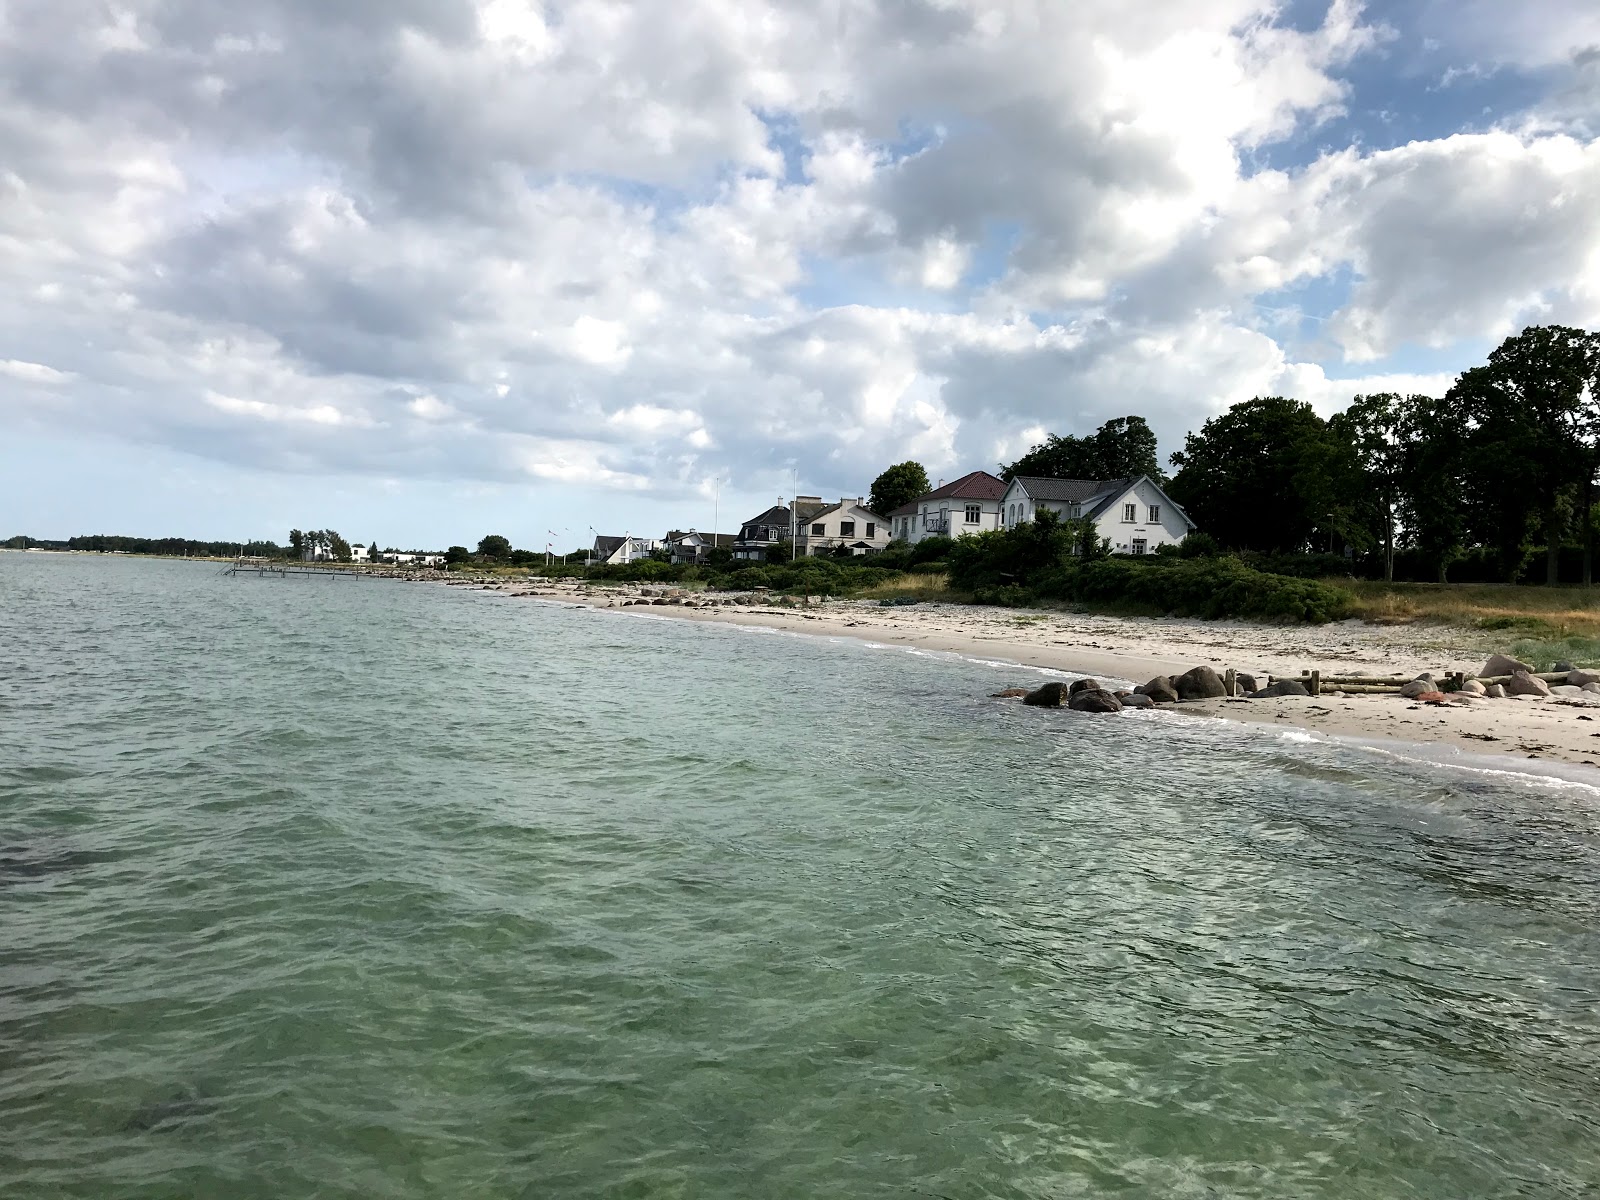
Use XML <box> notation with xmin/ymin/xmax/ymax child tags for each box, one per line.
<box><xmin>3</xmin><ymin>0</ymin><xmax>1599</xmax><ymax>552</ymax></box>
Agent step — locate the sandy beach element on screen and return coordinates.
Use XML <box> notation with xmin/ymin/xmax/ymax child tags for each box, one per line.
<box><xmin>456</xmin><ymin>577</ymin><xmax>1600</xmax><ymax>775</ymax></box>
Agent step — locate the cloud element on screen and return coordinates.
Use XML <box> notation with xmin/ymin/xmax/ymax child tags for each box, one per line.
<box><xmin>0</xmin><ymin>358</ymin><xmax>74</xmax><ymax>384</ymax></box>
<box><xmin>1</xmin><ymin>0</ymin><xmax>1598</xmax><ymax>531</ymax></box>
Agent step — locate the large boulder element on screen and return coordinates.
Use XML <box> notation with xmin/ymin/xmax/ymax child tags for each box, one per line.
<box><xmin>1068</xmin><ymin>678</ymin><xmax>1101</xmax><ymax>696</ymax></box>
<box><xmin>1119</xmin><ymin>692</ymin><xmax>1155</xmax><ymax>709</ymax></box>
<box><xmin>1138</xmin><ymin>676</ymin><xmax>1180</xmax><ymax>704</ymax></box>
<box><xmin>1485</xmin><ymin>683</ymin><xmax>1507</xmax><ymax>698</ymax></box>
<box><xmin>1550</xmin><ymin>684</ymin><xmax>1587</xmax><ymax>697</ymax></box>
<box><xmin>990</xmin><ymin>688</ymin><xmax>1029</xmax><ymax>698</ymax></box>
<box><xmin>1068</xmin><ymin>688</ymin><xmax>1123</xmax><ymax>713</ymax></box>
<box><xmin>1234</xmin><ymin>672</ymin><xmax>1258</xmax><ymax>695</ymax></box>
<box><xmin>1399</xmin><ymin>679</ymin><xmax>1436</xmax><ymax>699</ymax></box>
<box><xmin>1505</xmin><ymin>670</ymin><xmax>1550</xmax><ymax>698</ymax></box>
<box><xmin>1254</xmin><ymin>678</ymin><xmax>1310</xmax><ymax>698</ymax></box>
<box><xmin>1174</xmin><ymin>665</ymin><xmax>1226</xmax><ymax>701</ymax></box>
<box><xmin>1022</xmin><ymin>682</ymin><xmax>1069</xmax><ymax>707</ymax></box>
<box><xmin>1458</xmin><ymin>677</ymin><xmax>1486</xmax><ymax>695</ymax></box>
<box><xmin>1585</xmin><ymin>683</ymin><xmax>1600</xmax><ymax>695</ymax></box>
<box><xmin>1567</xmin><ymin>669</ymin><xmax>1600</xmax><ymax>687</ymax></box>
<box><xmin>1482</xmin><ymin>653</ymin><xmax>1533</xmax><ymax>678</ymax></box>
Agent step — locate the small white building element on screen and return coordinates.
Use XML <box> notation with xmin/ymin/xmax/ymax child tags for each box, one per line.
<box><xmin>350</xmin><ymin>544</ymin><xmax>370</xmax><ymax>563</ymax></box>
<box><xmin>796</xmin><ymin>499</ymin><xmax>890</xmax><ymax>556</ymax></box>
<box><xmin>592</xmin><ymin>535</ymin><xmax>662</xmax><ymax>566</ymax></box>
<box><xmin>1000</xmin><ymin>475</ymin><xmax>1195</xmax><ymax>554</ymax></box>
<box><xmin>892</xmin><ymin>471</ymin><xmax>1008</xmax><ymax>544</ymax></box>
<box><xmin>389</xmin><ymin>552</ymin><xmax>446</xmax><ymax>566</ymax></box>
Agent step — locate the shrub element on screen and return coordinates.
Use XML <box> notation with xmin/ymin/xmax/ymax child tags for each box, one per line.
<box><xmin>1178</xmin><ymin>531</ymin><xmax>1220</xmax><ymax>558</ymax></box>
<box><xmin>1037</xmin><ymin>557</ymin><xmax>1351</xmax><ymax>623</ymax></box>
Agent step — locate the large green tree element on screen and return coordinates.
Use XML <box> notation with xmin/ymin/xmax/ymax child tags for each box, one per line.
<box><xmin>477</xmin><ymin>534</ymin><xmax>512</xmax><ymax>559</ymax></box>
<box><xmin>868</xmin><ymin>461</ymin><xmax>930</xmax><ymax>517</ymax></box>
<box><xmin>1449</xmin><ymin>325</ymin><xmax>1600</xmax><ymax>584</ymax></box>
<box><xmin>1167</xmin><ymin>397</ymin><xmax>1349</xmax><ymax>553</ymax></box>
<box><xmin>1329</xmin><ymin>393</ymin><xmax>1415</xmax><ymax>581</ymax></box>
<box><xmin>1001</xmin><ymin>415</ymin><xmax>1162</xmax><ymax>482</ymax></box>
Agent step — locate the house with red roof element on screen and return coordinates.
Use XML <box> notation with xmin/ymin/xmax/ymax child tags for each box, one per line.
<box><xmin>888</xmin><ymin>470</ymin><xmax>1008</xmax><ymax>545</ymax></box>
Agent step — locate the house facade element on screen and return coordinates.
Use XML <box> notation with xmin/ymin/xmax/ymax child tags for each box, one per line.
<box><xmin>666</xmin><ymin>530</ymin><xmax>736</xmax><ymax>564</ymax></box>
<box><xmin>592</xmin><ymin>534</ymin><xmax>662</xmax><ymax>565</ymax></box>
<box><xmin>896</xmin><ymin>471</ymin><xmax>1008</xmax><ymax>544</ymax></box>
<box><xmin>796</xmin><ymin>499</ymin><xmax>890</xmax><ymax>556</ymax></box>
<box><xmin>732</xmin><ymin>497</ymin><xmax>827</xmax><ymax>561</ymax></box>
<box><xmin>1000</xmin><ymin>475</ymin><xmax>1195</xmax><ymax>554</ymax></box>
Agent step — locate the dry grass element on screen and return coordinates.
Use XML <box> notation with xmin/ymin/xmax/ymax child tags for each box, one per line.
<box><xmin>1332</xmin><ymin>579</ymin><xmax>1600</xmax><ymax>636</ymax></box>
<box><xmin>854</xmin><ymin>571</ymin><xmax>965</xmax><ymax>602</ymax></box>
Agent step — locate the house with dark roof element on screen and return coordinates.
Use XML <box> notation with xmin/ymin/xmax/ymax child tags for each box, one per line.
<box><xmin>796</xmin><ymin>498</ymin><xmax>890</xmax><ymax>556</ymax></box>
<box><xmin>732</xmin><ymin>497</ymin><xmax>829</xmax><ymax>561</ymax></box>
<box><xmin>1000</xmin><ymin>475</ymin><xmax>1195</xmax><ymax>555</ymax></box>
<box><xmin>896</xmin><ymin>470</ymin><xmax>1008</xmax><ymax>544</ymax></box>
<box><xmin>666</xmin><ymin>529</ymin><xmax>737</xmax><ymax>565</ymax></box>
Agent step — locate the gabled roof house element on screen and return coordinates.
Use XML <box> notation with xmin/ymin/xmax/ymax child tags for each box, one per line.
<box><xmin>1001</xmin><ymin>475</ymin><xmax>1196</xmax><ymax>555</ymax></box>
<box><xmin>894</xmin><ymin>470</ymin><xmax>1008</xmax><ymax>544</ymax></box>
<box><xmin>732</xmin><ymin>497</ymin><xmax>828</xmax><ymax>560</ymax></box>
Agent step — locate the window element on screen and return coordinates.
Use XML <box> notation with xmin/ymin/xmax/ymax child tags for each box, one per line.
<box><xmin>1132</xmin><ymin>538</ymin><xmax>1147</xmax><ymax>555</ymax></box>
<box><xmin>865</xmin><ymin>522</ymin><xmax>875</xmax><ymax>539</ymax></box>
<box><xmin>965</xmin><ymin>504</ymin><xmax>981</xmax><ymax>524</ymax></box>
<box><xmin>840</xmin><ymin>520</ymin><xmax>856</xmax><ymax>537</ymax></box>
<box><xmin>811</xmin><ymin>523</ymin><xmax>825</xmax><ymax>536</ymax></box>
<box><xmin>1148</xmin><ymin>505</ymin><xmax>1160</xmax><ymax>523</ymax></box>
<box><xmin>1122</xmin><ymin>503</ymin><xmax>1136</xmax><ymax>522</ymax></box>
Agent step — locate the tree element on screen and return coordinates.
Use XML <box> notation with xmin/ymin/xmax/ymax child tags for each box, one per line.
<box><xmin>1329</xmin><ymin>394</ymin><xmax>1413</xmax><ymax>581</ymax></box>
<box><xmin>1001</xmin><ymin>415</ymin><xmax>1162</xmax><ymax>482</ymax></box>
<box><xmin>288</xmin><ymin>529</ymin><xmax>305</xmax><ymax>559</ymax></box>
<box><xmin>328</xmin><ymin>531</ymin><xmax>352</xmax><ymax>562</ymax></box>
<box><xmin>477</xmin><ymin>534</ymin><xmax>512</xmax><ymax>560</ymax></box>
<box><xmin>1449</xmin><ymin>326</ymin><xmax>1600</xmax><ymax>584</ymax></box>
<box><xmin>707</xmin><ymin>545</ymin><xmax>733</xmax><ymax>567</ymax></box>
<box><xmin>1167</xmin><ymin>397</ymin><xmax>1345</xmax><ymax>553</ymax></box>
<box><xmin>445</xmin><ymin>545</ymin><xmax>471</xmax><ymax>564</ymax></box>
<box><xmin>1396</xmin><ymin>393</ymin><xmax>1470</xmax><ymax>582</ymax></box>
<box><xmin>869</xmin><ymin>461</ymin><xmax>930</xmax><ymax>517</ymax></box>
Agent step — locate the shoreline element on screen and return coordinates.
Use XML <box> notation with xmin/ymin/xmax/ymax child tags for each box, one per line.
<box><xmin>454</xmin><ymin>577</ymin><xmax>1600</xmax><ymax>777</ymax></box>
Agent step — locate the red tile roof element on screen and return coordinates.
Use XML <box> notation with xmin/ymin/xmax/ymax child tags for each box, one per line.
<box><xmin>919</xmin><ymin>470</ymin><xmax>1007</xmax><ymax>501</ymax></box>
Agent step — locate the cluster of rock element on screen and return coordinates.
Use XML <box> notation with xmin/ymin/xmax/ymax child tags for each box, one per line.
<box><xmin>1000</xmin><ymin>664</ymin><xmax>1298</xmax><ymax>715</ymax></box>
<box><xmin>1396</xmin><ymin>654</ymin><xmax>1600</xmax><ymax>703</ymax></box>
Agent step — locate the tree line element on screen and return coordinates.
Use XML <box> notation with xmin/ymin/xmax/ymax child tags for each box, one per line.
<box><xmin>869</xmin><ymin>324</ymin><xmax>1600</xmax><ymax>586</ymax></box>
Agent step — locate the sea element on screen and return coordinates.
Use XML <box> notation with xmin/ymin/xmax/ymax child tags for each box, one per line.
<box><xmin>3</xmin><ymin>551</ymin><xmax>1599</xmax><ymax>1198</ymax></box>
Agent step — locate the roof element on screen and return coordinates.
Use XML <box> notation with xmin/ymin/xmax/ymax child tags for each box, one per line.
<box><xmin>738</xmin><ymin>501</ymin><xmax>830</xmax><ymax>537</ymax></box>
<box><xmin>1009</xmin><ymin>476</ymin><xmax>1132</xmax><ymax>504</ymax></box>
<box><xmin>593</xmin><ymin>535</ymin><xmax>626</xmax><ymax>557</ymax></box>
<box><xmin>919</xmin><ymin>470</ymin><xmax>1007</xmax><ymax>502</ymax></box>
<box><xmin>887</xmin><ymin>502</ymin><xmax>918</xmax><ymax>518</ymax></box>
<box><xmin>667</xmin><ymin>530</ymin><xmax>736</xmax><ymax>548</ymax></box>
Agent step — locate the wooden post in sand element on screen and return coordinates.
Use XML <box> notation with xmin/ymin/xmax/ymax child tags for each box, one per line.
<box><xmin>1310</xmin><ymin>669</ymin><xmax>1321</xmax><ymax>697</ymax></box>
<box><xmin>1224</xmin><ymin>668</ymin><xmax>1236</xmax><ymax>697</ymax></box>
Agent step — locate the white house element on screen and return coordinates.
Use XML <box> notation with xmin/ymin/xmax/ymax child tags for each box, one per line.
<box><xmin>1000</xmin><ymin>475</ymin><xmax>1195</xmax><ymax>554</ymax></box>
<box><xmin>796</xmin><ymin>499</ymin><xmax>890</xmax><ymax>556</ymax></box>
<box><xmin>350</xmin><ymin>544</ymin><xmax>370</xmax><ymax>563</ymax></box>
<box><xmin>592</xmin><ymin>534</ymin><xmax>663</xmax><ymax>565</ymax></box>
<box><xmin>389</xmin><ymin>552</ymin><xmax>446</xmax><ymax>566</ymax></box>
<box><xmin>890</xmin><ymin>471</ymin><xmax>1008</xmax><ymax>544</ymax></box>
<box><xmin>731</xmin><ymin>498</ymin><xmax>827</xmax><ymax>561</ymax></box>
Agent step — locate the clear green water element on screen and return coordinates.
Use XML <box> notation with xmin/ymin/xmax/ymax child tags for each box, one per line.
<box><xmin>3</xmin><ymin>553</ymin><xmax>1600</xmax><ymax>1198</ymax></box>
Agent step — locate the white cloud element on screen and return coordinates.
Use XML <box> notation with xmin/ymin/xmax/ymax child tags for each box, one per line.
<box><xmin>0</xmin><ymin>358</ymin><xmax>74</xmax><ymax>384</ymax></box>
<box><xmin>1</xmin><ymin>0</ymin><xmax>1598</xmax><ymax>532</ymax></box>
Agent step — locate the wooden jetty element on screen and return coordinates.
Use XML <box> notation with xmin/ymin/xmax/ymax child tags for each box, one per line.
<box><xmin>223</xmin><ymin>555</ymin><xmax>360</xmax><ymax>578</ymax></box>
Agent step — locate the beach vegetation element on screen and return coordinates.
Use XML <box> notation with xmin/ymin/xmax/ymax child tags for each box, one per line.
<box><xmin>445</xmin><ymin>545</ymin><xmax>471</xmax><ymax>564</ymax></box>
<box><xmin>477</xmin><ymin>534</ymin><xmax>511</xmax><ymax>560</ymax></box>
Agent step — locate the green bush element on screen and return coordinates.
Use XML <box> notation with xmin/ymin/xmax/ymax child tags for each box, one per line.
<box><xmin>1039</xmin><ymin>557</ymin><xmax>1351</xmax><ymax>623</ymax></box>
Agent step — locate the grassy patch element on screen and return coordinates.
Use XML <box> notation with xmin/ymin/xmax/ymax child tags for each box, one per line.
<box><xmin>1508</xmin><ymin>635</ymin><xmax>1600</xmax><ymax>671</ymax></box>
<box><xmin>1334</xmin><ymin>580</ymin><xmax>1600</xmax><ymax>634</ymax></box>
<box><xmin>854</xmin><ymin>572</ymin><xmax>965</xmax><ymax>602</ymax></box>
